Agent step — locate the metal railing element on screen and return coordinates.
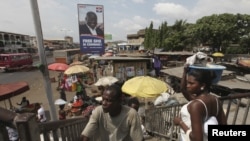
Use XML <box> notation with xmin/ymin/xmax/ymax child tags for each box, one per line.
<box><xmin>1</xmin><ymin>92</ymin><xmax>249</xmax><ymax>141</ymax></box>
<box><xmin>13</xmin><ymin>113</ymin><xmax>88</xmax><ymax>141</ymax></box>
<box><xmin>219</xmin><ymin>93</ymin><xmax>250</xmax><ymax>124</ymax></box>
<box><xmin>38</xmin><ymin>117</ymin><xmax>88</xmax><ymax>141</ymax></box>
<box><xmin>145</xmin><ymin>103</ymin><xmax>184</xmax><ymax>141</ymax></box>
<box><xmin>145</xmin><ymin>92</ymin><xmax>250</xmax><ymax>140</ymax></box>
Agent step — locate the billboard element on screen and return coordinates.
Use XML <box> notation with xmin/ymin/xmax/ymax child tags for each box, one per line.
<box><xmin>78</xmin><ymin>4</ymin><xmax>104</xmax><ymax>54</ymax></box>
<box><xmin>104</xmin><ymin>34</ymin><xmax>112</xmax><ymax>40</ymax></box>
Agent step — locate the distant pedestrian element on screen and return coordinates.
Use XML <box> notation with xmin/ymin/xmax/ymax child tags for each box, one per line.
<box><xmin>93</xmin><ymin>63</ymin><xmax>98</xmax><ymax>82</ymax></box>
<box><xmin>16</xmin><ymin>96</ymin><xmax>30</xmax><ymax>111</ymax></box>
<box><xmin>76</xmin><ymin>80</ymin><xmax>87</xmax><ymax>100</ymax></box>
<box><xmin>58</xmin><ymin>105</ymin><xmax>66</xmax><ymax>120</ymax></box>
<box><xmin>17</xmin><ymin>96</ymin><xmax>30</xmax><ymax>107</ymax></box>
<box><xmin>153</xmin><ymin>55</ymin><xmax>162</xmax><ymax>77</ymax></box>
<box><xmin>100</xmin><ymin>65</ymin><xmax>105</xmax><ymax>76</ymax></box>
<box><xmin>37</xmin><ymin>103</ymin><xmax>47</xmax><ymax>123</ymax></box>
<box><xmin>127</xmin><ymin>97</ymin><xmax>149</xmax><ymax>138</ymax></box>
<box><xmin>59</xmin><ymin>88</ymin><xmax>67</xmax><ymax>101</ymax></box>
<box><xmin>57</xmin><ymin>72</ymin><xmax>63</xmax><ymax>89</ymax></box>
<box><xmin>127</xmin><ymin>97</ymin><xmax>140</xmax><ymax>112</ymax></box>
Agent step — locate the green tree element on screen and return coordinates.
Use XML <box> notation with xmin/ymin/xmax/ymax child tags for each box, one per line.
<box><xmin>144</xmin><ymin>13</ymin><xmax>250</xmax><ymax>54</ymax></box>
<box><xmin>144</xmin><ymin>21</ymin><xmax>155</xmax><ymax>50</ymax></box>
<box><xmin>163</xmin><ymin>20</ymin><xmax>188</xmax><ymax>51</ymax></box>
<box><xmin>155</xmin><ymin>21</ymin><xmax>169</xmax><ymax>48</ymax></box>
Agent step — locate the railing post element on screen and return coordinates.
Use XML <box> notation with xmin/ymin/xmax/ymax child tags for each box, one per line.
<box><xmin>0</xmin><ymin>125</ymin><xmax>9</xmax><ymax>141</ymax></box>
<box><xmin>15</xmin><ymin>113</ymin><xmax>41</xmax><ymax>141</ymax></box>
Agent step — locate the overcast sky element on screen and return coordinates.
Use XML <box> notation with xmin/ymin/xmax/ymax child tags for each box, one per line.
<box><xmin>0</xmin><ymin>0</ymin><xmax>249</xmax><ymax>43</ymax></box>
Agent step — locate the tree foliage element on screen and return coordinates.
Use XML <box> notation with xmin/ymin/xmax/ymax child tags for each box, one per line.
<box><xmin>144</xmin><ymin>13</ymin><xmax>250</xmax><ymax>54</ymax></box>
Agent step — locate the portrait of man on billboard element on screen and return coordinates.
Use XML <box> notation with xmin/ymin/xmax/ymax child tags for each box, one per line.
<box><xmin>79</xmin><ymin>11</ymin><xmax>104</xmax><ymax>37</ymax></box>
<box><xmin>78</xmin><ymin>4</ymin><xmax>105</xmax><ymax>54</ymax></box>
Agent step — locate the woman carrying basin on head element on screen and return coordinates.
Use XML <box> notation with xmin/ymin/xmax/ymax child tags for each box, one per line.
<box><xmin>173</xmin><ymin>64</ymin><xmax>227</xmax><ymax>141</ymax></box>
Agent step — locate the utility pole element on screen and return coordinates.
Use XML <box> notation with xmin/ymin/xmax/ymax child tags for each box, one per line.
<box><xmin>29</xmin><ymin>0</ymin><xmax>57</xmax><ymax>121</ymax></box>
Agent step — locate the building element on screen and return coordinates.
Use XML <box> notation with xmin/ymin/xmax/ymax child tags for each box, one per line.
<box><xmin>0</xmin><ymin>30</ymin><xmax>79</xmax><ymax>54</ymax></box>
<box><xmin>0</xmin><ymin>28</ymin><xmax>145</xmax><ymax>54</ymax></box>
<box><xmin>31</xmin><ymin>36</ymin><xmax>76</xmax><ymax>50</ymax></box>
<box><xmin>127</xmin><ymin>29</ymin><xmax>145</xmax><ymax>50</ymax></box>
<box><xmin>0</xmin><ymin>31</ymin><xmax>35</xmax><ymax>54</ymax></box>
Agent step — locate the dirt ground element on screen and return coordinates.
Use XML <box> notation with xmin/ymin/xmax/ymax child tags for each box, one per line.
<box><xmin>0</xmin><ymin>71</ymin><xmax>100</xmax><ymax>116</ymax></box>
<box><xmin>0</xmin><ymin>68</ymin><xmax>163</xmax><ymax>141</ymax></box>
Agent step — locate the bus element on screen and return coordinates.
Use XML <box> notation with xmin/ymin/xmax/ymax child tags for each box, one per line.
<box><xmin>53</xmin><ymin>48</ymin><xmax>81</xmax><ymax>64</ymax></box>
<box><xmin>0</xmin><ymin>53</ymin><xmax>33</xmax><ymax>72</ymax></box>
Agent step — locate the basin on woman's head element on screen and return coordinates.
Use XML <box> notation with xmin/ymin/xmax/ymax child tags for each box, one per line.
<box><xmin>189</xmin><ymin>64</ymin><xmax>226</xmax><ymax>84</ymax></box>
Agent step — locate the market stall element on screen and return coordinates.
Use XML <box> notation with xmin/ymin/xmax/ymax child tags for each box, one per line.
<box><xmin>94</xmin><ymin>56</ymin><xmax>151</xmax><ymax>81</ymax></box>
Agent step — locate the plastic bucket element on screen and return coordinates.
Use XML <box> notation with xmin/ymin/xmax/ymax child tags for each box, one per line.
<box><xmin>189</xmin><ymin>64</ymin><xmax>226</xmax><ymax>84</ymax></box>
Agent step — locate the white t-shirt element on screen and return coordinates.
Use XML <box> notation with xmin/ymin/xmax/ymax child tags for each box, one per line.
<box><xmin>38</xmin><ymin>106</ymin><xmax>47</xmax><ymax>122</ymax></box>
<box><xmin>6</xmin><ymin>126</ymin><xmax>19</xmax><ymax>141</ymax></box>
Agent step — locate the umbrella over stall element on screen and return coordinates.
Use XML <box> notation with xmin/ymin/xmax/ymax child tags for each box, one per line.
<box><xmin>121</xmin><ymin>76</ymin><xmax>168</xmax><ymax>98</ymax></box>
<box><xmin>64</xmin><ymin>65</ymin><xmax>90</xmax><ymax>75</ymax></box>
<box><xmin>48</xmin><ymin>62</ymin><xmax>69</xmax><ymax>84</ymax></box>
<box><xmin>212</xmin><ymin>52</ymin><xmax>224</xmax><ymax>57</ymax></box>
<box><xmin>54</xmin><ymin>98</ymin><xmax>67</xmax><ymax>105</ymax></box>
<box><xmin>0</xmin><ymin>81</ymin><xmax>30</xmax><ymax>109</ymax></box>
<box><xmin>48</xmin><ymin>63</ymin><xmax>69</xmax><ymax>71</ymax></box>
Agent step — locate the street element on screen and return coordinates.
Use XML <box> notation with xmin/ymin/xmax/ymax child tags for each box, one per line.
<box><xmin>0</xmin><ymin>57</ymin><xmax>55</xmax><ymax>83</ymax></box>
<box><xmin>0</xmin><ymin>57</ymin><xmax>76</xmax><ymax>118</ymax></box>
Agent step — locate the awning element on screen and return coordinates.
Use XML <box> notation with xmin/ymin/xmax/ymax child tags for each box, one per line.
<box><xmin>0</xmin><ymin>81</ymin><xmax>30</xmax><ymax>108</ymax></box>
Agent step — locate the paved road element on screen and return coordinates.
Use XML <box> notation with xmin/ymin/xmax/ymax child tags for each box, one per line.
<box><xmin>0</xmin><ymin>57</ymin><xmax>74</xmax><ymax>114</ymax></box>
<box><xmin>0</xmin><ymin>57</ymin><xmax>54</xmax><ymax>83</ymax></box>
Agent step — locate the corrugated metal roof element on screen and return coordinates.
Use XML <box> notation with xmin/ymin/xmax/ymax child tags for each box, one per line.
<box><xmin>218</xmin><ymin>79</ymin><xmax>250</xmax><ymax>89</ymax></box>
<box><xmin>94</xmin><ymin>56</ymin><xmax>151</xmax><ymax>61</ymax></box>
<box><xmin>161</xmin><ymin>66</ymin><xmax>250</xmax><ymax>89</ymax></box>
<box><xmin>154</xmin><ymin>51</ymin><xmax>194</xmax><ymax>55</ymax></box>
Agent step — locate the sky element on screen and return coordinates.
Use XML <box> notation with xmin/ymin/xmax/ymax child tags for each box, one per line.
<box><xmin>0</xmin><ymin>0</ymin><xmax>250</xmax><ymax>43</ymax></box>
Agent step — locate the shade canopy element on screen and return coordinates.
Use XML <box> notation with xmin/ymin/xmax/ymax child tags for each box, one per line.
<box><xmin>64</xmin><ymin>65</ymin><xmax>90</xmax><ymax>75</ymax></box>
<box><xmin>54</xmin><ymin>99</ymin><xmax>67</xmax><ymax>105</ymax></box>
<box><xmin>48</xmin><ymin>63</ymin><xmax>69</xmax><ymax>71</ymax></box>
<box><xmin>0</xmin><ymin>81</ymin><xmax>30</xmax><ymax>101</ymax></box>
<box><xmin>212</xmin><ymin>52</ymin><xmax>224</xmax><ymax>57</ymax></box>
<box><xmin>122</xmin><ymin>76</ymin><xmax>168</xmax><ymax>98</ymax></box>
<box><xmin>94</xmin><ymin>76</ymin><xmax>119</xmax><ymax>86</ymax></box>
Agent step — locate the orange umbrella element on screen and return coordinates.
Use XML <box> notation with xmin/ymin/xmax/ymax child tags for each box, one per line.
<box><xmin>48</xmin><ymin>63</ymin><xmax>69</xmax><ymax>71</ymax></box>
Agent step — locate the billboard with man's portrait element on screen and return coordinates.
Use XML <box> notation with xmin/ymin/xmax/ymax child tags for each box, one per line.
<box><xmin>78</xmin><ymin>4</ymin><xmax>104</xmax><ymax>54</ymax></box>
